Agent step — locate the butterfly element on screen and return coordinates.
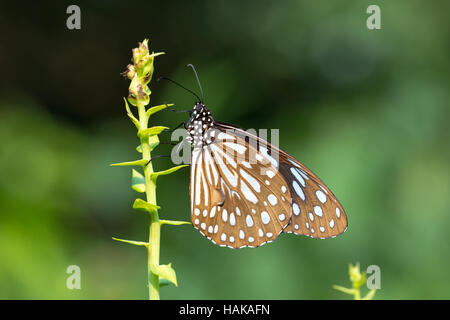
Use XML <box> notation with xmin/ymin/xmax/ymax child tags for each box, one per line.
<box><xmin>182</xmin><ymin>101</ymin><xmax>348</xmax><ymax>249</ymax></box>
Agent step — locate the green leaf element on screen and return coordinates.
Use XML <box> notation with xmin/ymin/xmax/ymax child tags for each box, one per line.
<box><xmin>112</xmin><ymin>237</ymin><xmax>149</xmax><ymax>247</ymax></box>
<box><xmin>362</xmin><ymin>288</ymin><xmax>377</xmax><ymax>300</ymax></box>
<box><xmin>160</xmin><ymin>219</ymin><xmax>191</xmax><ymax>226</ymax></box>
<box><xmin>146</xmin><ymin>104</ymin><xmax>174</xmax><ymax>118</ymax></box>
<box><xmin>124</xmin><ymin>98</ymin><xmax>140</xmax><ymax>129</ymax></box>
<box><xmin>131</xmin><ymin>169</ymin><xmax>146</xmax><ymax>193</ymax></box>
<box><xmin>148</xmin><ymin>136</ymin><xmax>160</xmax><ymax>151</ymax></box>
<box><xmin>133</xmin><ymin>198</ymin><xmax>159</xmax><ymax>213</ymax></box>
<box><xmin>110</xmin><ymin>159</ymin><xmax>148</xmax><ymax>167</ymax></box>
<box><xmin>138</xmin><ymin>126</ymin><xmax>169</xmax><ymax>139</ymax></box>
<box><xmin>149</xmin><ymin>51</ymin><xmax>165</xmax><ymax>58</ymax></box>
<box><xmin>136</xmin><ymin>144</ymin><xmax>143</xmax><ymax>153</ymax></box>
<box><xmin>159</xmin><ymin>279</ymin><xmax>174</xmax><ymax>288</ymax></box>
<box><xmin>151</xmin><ymin>263</ymin><xmax>177</xmax><ymax>287</ymax></box>
<box><xmin>127</xmin><ymin>94</ymin><xmax>137</xmax><ymax>107</ymax></box>
<box><xmin>333</xmin><ymin>285</ymin><xmax>356</xmax><ymax>295</ymax></box>
<box><xmin>151</xmin><ymin>165</ymin><xmax>188</xmax><ymax>181</ymax></box>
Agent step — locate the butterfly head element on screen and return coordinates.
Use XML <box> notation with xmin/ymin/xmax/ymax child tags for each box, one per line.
<box><xmin>186</xmin><ymin>102</ymin><xmax>215</xmax><ymax>147</ymax></box>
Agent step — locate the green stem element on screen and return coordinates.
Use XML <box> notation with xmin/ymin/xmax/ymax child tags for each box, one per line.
<box><xmin>137</xmin><ymin>102</ymin><xmax>161</xmax><ymax>300</ymax></box>
<box><xmin>353</xmin><ymin>287</ymin><xmax>361</xmax><ymax>300</ymax></box>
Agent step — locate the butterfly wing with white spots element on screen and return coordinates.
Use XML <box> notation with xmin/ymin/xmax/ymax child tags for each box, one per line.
<box><xmin>186</xmin><ymin>102</ymin><xmax>347</xmax><ymax>248</ymax></box>
<box><xmin>190</xmin><ymin>127</ymin><xmax>293</xmax><ymax>248</ymax></box>
<box><xmin>278</xmin><ymin>156</ymin><xmax>348</xmax><ymax>238</ymax></box>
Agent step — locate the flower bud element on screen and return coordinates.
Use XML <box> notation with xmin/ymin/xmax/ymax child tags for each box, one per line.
<box><xmin>349</xmin><ymin>263</ymin><xmax>366</xmax><ymax>289</ymax></box>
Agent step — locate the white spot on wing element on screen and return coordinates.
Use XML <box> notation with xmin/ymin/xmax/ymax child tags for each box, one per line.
<box><xmin>261</xmin><ymin>211</ymin><xmax>270</xmax><ymax>224</ymax></box>
<box><xmin>246</xmin><ymin>215</ymin><xmax>254</xmax><ymax>227</ymax></box>
<box><xmin>267</xmin><ymin>194</ymin><xmax>278</xmax><ymax>205</ymax></box>
<box><xmin>222</xmin><ymin>209</ymin><xmax>228</xmax><ymax>222</ymax></box>
<box><xmin>292</xmin><ymin>203</ymin><xmax>300</xmax><ymax>216</ymax></box>
<box><xmin>241</xmin><ymin>180</ymin><xmax>258</xmax><ymax>204</ymax></box>
<box><xmin>209</xmin><ymin>206</ymin><xmax>216</xmax><ymax>218</ymax></box>
<box><xmin>315</xmin><ymin>190</ymin><xmax>327</xmax><ymax>203</ymax></box>
<box><xmin>292</xmin><ymin>181</ymin><xmax>305</xmax><ymax>201</ymax></box>
<box><xmin>229</xmin><ymin>212</ymin><xmax>236</xmax><ymax>226</ymax></box>
<box><xmin>329</xmin><ymin>219</ymin><xmax>335</xmax><ymax>228</ymax></box>
<box><xmin>314</xmin><ymin>206</ymin><xmax>323</xmax><ymax>217</ymax></box>
<box><xmin>290</xmin><ymin>167</ymin><xmax>305</xmax><ymax>187</ymax></box>
<box><xmin>265</xmin><ymin>170</ymin><xmax>275</xmax><ymax>178</ymax></box>
<box><xmin>240</xmin><ymin>169</ymin><xmax>261</xmax><ymax>193</ymax></box>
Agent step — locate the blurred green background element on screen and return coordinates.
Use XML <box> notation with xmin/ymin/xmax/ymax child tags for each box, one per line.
<box><xmin>0</xmin><ymin>1</ymin><xmax>449</xmax><ymax>299</ymax></box>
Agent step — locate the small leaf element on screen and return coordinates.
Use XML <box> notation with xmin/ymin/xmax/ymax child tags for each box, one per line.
<box><xmin>160</xmin><ymin>219</ymin><xmax>191</xmax><ymax>226</ymax></box>
<box><xmin>138</xmin><ymin>126</ymin><xmax>169</xmax><ymax>139</ymax></box>
<box><xmin>110</xmin><ymin>159</ymin><xmax>148</xmax><ymax>167</ymax></box>
<box><xmin>362</xmin><ymin>288</ymin><xmax>377</xmax><ymax>300</ymax></box>
<box><xmin>159</xmin><ymin>279</ymin><xmax>174</xmax><ymax>288</ymax></box>
<box><xmin>133</xmin><ymin>198</ymin><xmax>160</xmax><ymax>213</ymax></box>
<box><xmin>131</xmin><ymin>169</ymin><xmax>146</xmax><ymax>193</ymax></box>
<box><xmin>151</xmin><ymin>263</ymin><xmax>177</xmax><ymax>287</ymax></box>
<box><xmin>127</xmin><ymin>94</ymin><xmax>137</xmax><ymax>107</ymax></box>
<box><xmin>349</xmin><ymin>263</ymin><xmax>366</xmax><ymax>289</ymax></box>
<box><xmin>333</xmin><ymin>285</ymin><xmax>356</xmax><ymax>295</ymax></box>
<box><xmin>148</xmin><ymin>136</ymin><xmax>160</xmax><ymax>151</ymax></box>
<box><xmin>112</xmin><ymin>237</ymin><xmax>149</xmax><ymax>247</ymax></box>
<box><xmin>136</xmin><ymin>145</ymin><xmax>143</xmax><ymax>153</ymax></box>
<box><xmin>151</xmin><ymin>165</ymin><xmax>189</xmax><ymax>181</ymax></box>
<box><xmin>149</xmin><ymin>51</ymin><xmax>165</xmax><ymax>58</ymax></box>
<box><xmin>124</xmin><ymin>98</ymin><xmax>140</xmax><ymax>129</ymax></box>
<box><xmin>146</xmin><ymin>104</ymin><xmax>174</xmax><ymax>118</ymax></box>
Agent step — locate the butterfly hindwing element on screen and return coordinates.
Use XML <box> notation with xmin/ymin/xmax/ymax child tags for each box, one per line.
<box><xmin>214</xmin><ymin>122</ymin><xmax>348</xmax><ymax>239</ymax></box>
<box><xmin>279</xmin><ymin>156</ymin><xmax>348</xmax><ymax>238</ymax></box>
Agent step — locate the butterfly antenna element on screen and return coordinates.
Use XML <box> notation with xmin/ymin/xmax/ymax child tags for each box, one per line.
<box><xmin>187</xmin><ymin>64</ymin><xmax>204</xmax><ymax>102</ymax></box>
<box><xmin>158</xmin><ymin>76</ymin><xmax>202</xmax><ymax>102</ymax></box>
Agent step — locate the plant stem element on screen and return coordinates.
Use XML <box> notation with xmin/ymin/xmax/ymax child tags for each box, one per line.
<box><xmin>137</xmin><ymin>102</ymin><xmax>161</xmax><ymax>300</ymax></box>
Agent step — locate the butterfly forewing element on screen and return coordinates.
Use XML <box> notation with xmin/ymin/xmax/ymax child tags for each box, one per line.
<box><xmin>190</xmin><ymin>127</ymin><xmax>292</xmax><ymax>248</ymax></box>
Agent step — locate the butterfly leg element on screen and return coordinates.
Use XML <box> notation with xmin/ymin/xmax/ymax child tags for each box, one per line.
<box><xmin>169</xmin><ymin>108</ymin><xmax>193</xmax><ymax>114</ymax></box>
<box><xmin>158</xmin><ymin>141</ymin><xmax>178</xmax><ymax>146</ymax></box>
<box><xmin>162</xmin><ymin>120</ymin><xmax>187</xmax><ymax>133</ymax></box>
<box><xmin>145</xmin><ymin>154</ymin><xmax>172</xmax><ymax>166</ymax></box>
<box><xmin>160</xmin><ymin>101</ymin><xmax>193</xmax><ymax>114</ymax></box>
